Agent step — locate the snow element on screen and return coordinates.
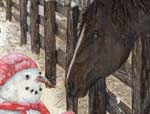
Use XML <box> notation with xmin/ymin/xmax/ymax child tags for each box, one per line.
<box><xmin>0</xmin><ymin>7</ymin><xmax>66</xmax><ymax>114</ymax></box>
<box><xmin>71</xmin><ymin>1</ymin><xmax>78</xmax><ymax>8</ymax></box>
<box><xmin>0</xmin><ymin>20</ymin><xmax>18</xmax><ymax>47</ymax></box>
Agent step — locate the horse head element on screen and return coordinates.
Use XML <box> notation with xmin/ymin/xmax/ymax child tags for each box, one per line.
<box><xmin>66</xmin><ymin>0</ymin><xmax>150</xmax><ymax>98</ymax></box>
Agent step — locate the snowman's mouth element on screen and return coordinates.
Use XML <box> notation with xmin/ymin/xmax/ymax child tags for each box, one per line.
<box><xmin>37</xmin><ymin>76</ymin><xmax>56</xmax><ymax>88</ymax></box>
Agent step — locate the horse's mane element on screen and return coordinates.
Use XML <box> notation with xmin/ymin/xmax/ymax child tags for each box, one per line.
<box><xmin>79</xmin><ymin>0</ymin><xmax>150</xmax><ymax>33</ymax></box>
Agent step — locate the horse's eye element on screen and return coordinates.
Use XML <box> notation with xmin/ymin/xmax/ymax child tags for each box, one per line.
<box><xmin>92</xmin><ymin>32</ymin><xmax>99</xmax><ymax>39</ymax></box>
<box><xmin>25</xmin><ymin>74</ymin><xmax>30</xmax><ymax>80</ymax></box>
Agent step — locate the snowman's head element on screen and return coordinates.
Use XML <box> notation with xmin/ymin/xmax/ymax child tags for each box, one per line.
<box><xmin>0</xmin><ymin>68</ymin><xmax>43</xmax><ymax>103</ymax></box>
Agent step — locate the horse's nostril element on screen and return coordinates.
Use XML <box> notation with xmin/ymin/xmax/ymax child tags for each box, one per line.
<box><xmin>66</xmin><ymin>81</ymin><xmax>76</xmax><ymax>95</ymax></box>
<box><xmin>25</xmin><ymin>87</ymin><xmax>30</xmax><ymax>90</ymax></box>
<box><xmin>30</xmin><ymin>89</ymin><xmax>34</xmax><ymax>93</ymax></box>
<box><xmin>68</xmin><ymin>82</ymin><xmax>73</xmax><ymax>90</ymax></box>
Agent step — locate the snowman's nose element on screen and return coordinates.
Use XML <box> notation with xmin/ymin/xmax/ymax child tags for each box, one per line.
<box><xmin>37</xmin><ymin>76</ymin><xmax>56</xmax><ymax>88</ymax></box>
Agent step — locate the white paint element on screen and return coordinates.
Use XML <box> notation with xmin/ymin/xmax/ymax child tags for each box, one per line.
<box><xmin>116</xmin><ymin>97</ymin><xmax>121</xmax><ymax>104</ymax></box>
<box><xmin>66</xmin><ymin>26</ymin><xmax>85</xmax><ymax>80</ymax></box>
<box><xmin>71</xmin><ymin>1</ymin><xmax>78</xmax><ymax>8</ymax></box>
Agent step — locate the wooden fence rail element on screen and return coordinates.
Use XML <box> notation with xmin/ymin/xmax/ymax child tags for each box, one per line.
<box><xmin>3</xmin><ymin>0</ymin><xmax>147</xmax><ymax>114</ymax></box>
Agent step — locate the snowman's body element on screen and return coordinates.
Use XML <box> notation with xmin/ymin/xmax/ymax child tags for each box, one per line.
<box><xmin>0</xmin><ymin>68</ymin><xmax>42</xmax><ymax>114</ymax></box>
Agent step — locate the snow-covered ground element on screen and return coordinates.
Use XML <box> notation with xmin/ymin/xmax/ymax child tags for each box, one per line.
<box><xmin>0</xmin><ymin>7</ymin><xmax>66</xmax><ymax>114</ymax></box>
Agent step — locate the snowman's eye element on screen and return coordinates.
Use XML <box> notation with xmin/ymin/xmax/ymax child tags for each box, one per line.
<box><xmin>39</xmin><ymin>72</ymin><xmax>42</xmax><ymax>75</ymax></box>
<box><xmin>25</xmin><ymin>74</ymin><xmax>30</xmax><ymax>80</ymax></box>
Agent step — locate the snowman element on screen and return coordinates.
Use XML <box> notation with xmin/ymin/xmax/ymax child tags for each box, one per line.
<box><xmin>0</xmin><ymin>53</ymin><xmax>56</xmax><ymax>114</ymax></box>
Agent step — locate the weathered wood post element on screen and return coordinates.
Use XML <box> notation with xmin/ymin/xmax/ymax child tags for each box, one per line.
<box><xmin>66</xmin><ymin>2</ymin><xmax>79</xmax><ymax>114</ymax></box>
<box><xmin>88</xmin><ymin>1</ymin><xmax>107</xmax><ymax>112</ymax></box>
<box><xmin>44</xmin><ymin>0</ymin><xmax>56</xmax><ymax>85</ymax></box>
<box><xmin>132</xmin><ymin>36</ymin><xmax>150</xmax><ymax>114</ymax></box>
<box><xmin>89</xmin><ymin>77</ymin><xmax>107</xmax><ymax>114</ymax></box>
<box><xmin>0</xmin><ymin>0</ymin><xmax>3</xmax><ymax>7</ymax></box>
<box><xmin>6</xmin><ymin>0</ymin><xmax>12</xmax><ymax>21</ymax></box>
<box><xmin>30</xmin><ymin>0</ymin><xmax>40</xmax><ymax>54</ymax></box>
<box><xmin>20</xmin><ymin>0</ymin><xmax>28</xmax><ymax>45</ymax></box>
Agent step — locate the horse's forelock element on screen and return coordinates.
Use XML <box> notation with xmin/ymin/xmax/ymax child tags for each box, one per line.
<box><xmin>80</xmin><ymin>0</ymin><xmax>150</xmax><ymax>32</ymax></box>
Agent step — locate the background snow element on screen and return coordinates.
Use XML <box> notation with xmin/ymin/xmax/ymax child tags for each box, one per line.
<box><xmin>0</xmin><ymin>21</ymin><xmax>18</xmax><ymax>46</ymax></box>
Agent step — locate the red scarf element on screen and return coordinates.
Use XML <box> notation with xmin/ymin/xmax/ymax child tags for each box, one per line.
<box><xmin>0</xmin><ymin>101</ymin><xmax>50</xmax><ymax>114</ymax></box>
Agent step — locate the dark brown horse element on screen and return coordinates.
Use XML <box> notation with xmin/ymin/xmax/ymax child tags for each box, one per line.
<box><xmin>66</xmin><ymin>0</ymin><xmax>150</xmax><ymax>98</ymax></box>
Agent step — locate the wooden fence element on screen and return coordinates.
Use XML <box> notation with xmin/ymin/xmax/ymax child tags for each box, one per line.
<box><xmin>2</xmin><ymin>0</ymin><xmax>150</xmax><ymax>114</ymax></box>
